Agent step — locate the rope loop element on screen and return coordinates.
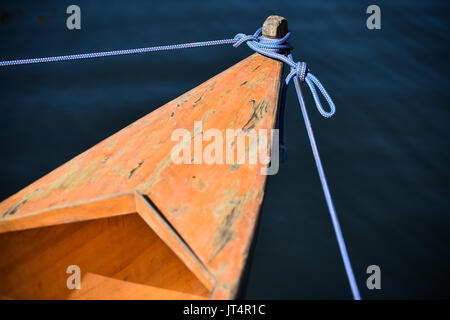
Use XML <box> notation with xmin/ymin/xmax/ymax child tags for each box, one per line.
<box><xmin>233</xmin><ymin>28</ymin><xmax>293</xmax><ymax>53</ymax></box>
<box><xmin>305</xmin><ymin>74</ymin><xmax>336</xmax><ymax>118</ymax></box>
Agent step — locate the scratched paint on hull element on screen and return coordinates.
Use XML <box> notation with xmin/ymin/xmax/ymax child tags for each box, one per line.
<box><xmin>0</xmin><ymin>53</ymin><xmax>283</xmax><ymax>299</ymax></box>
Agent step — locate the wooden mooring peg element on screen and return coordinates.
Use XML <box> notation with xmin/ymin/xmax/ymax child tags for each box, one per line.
<box><xmin>262</xmin><ymin>15</ymin><xmax>288</xmax><ymax>39</ymax></box>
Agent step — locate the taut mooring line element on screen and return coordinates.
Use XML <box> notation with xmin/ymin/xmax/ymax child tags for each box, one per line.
<box><xmin>0</xmin><ymin>39</ymin><xmax>237</xmax><ymax>67</ymax></box>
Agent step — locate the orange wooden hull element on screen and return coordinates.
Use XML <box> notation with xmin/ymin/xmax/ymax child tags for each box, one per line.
<box><xmin>0</xmin><ymin>53</ymin><xmax>283</xmax><ymax>299</ymax></box>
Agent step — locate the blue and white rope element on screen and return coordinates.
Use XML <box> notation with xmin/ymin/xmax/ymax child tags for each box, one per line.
<box><xmin>0</xmin><ymin>27</ymin><xmax>360</xmax><ymax>300</ymax></box>
<box><xmin>0</xmin><ymin>39</ymin><xmax>236</xmax><ymax>67</ymax></box>
<box><xmin>233</xmin><ymin>28</ymin><xmax>335</xmax><ymax>118</ymax></box>
<box><xmin>235</xmin><ymin>28</ymin><xmax>360</xmax><ymax>300</ymax></box>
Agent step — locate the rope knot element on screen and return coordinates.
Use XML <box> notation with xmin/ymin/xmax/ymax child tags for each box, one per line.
<box><xmin>232</xmin><ymin>34</ymin><xmax>258</xmax><ymax>48</ymax></box>
<box><xmin>233</xmin><ymin>28</ymin><xmax>335</xmax><ymax>119</ymax></box>
<box><xmin>285</xmin><ymin>61</ymin><xmax>308</xmax><ymax>85</ymax></box>
<box><xmin>295</xmin><ymin>61</ymin><xmax>308</xmax><ymax>81</ymax></box>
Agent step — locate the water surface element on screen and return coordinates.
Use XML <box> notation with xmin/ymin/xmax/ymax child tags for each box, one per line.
<box><xmin>0</xmin><ymin>0</ymin><xmax>449</xmax><ymax>299</ymax></box>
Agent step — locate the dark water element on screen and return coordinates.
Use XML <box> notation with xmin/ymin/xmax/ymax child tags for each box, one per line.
<box><xmin>1</xmin><ymin>1</ymin><xmax>449</xmax><ymax>299</ymax></box>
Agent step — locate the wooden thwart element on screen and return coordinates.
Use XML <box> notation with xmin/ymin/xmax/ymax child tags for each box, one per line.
<box><xmin>0</xmin><ymin>212</ymin><xmax>211</xmax><ymax>299</ymax></box>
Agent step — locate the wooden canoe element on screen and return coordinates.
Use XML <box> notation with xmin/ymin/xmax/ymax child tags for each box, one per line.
<box><xmin>0</xmin><ymin>48</ymin><xmax>284</xmax><ymax>299</ymax></box>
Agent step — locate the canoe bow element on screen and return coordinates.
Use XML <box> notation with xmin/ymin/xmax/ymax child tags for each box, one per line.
<box><xmin>0</xmin><ymin>52</ymin><xmax>284</xmax><ymax>300</ymax></box>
